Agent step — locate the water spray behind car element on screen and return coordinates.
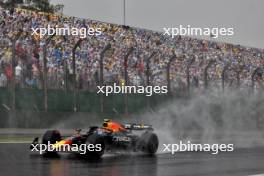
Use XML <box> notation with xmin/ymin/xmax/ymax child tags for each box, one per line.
<box><xmin>138</xmin><ymin>89</ymin><xmax>264</xmax><ymax>152</ymax></box>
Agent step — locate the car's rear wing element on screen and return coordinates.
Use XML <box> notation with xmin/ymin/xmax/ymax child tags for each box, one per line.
<box><xmin>124</xmin><ymin>123</ymin><xmax>153</xmax><ymax>131</ymax></box>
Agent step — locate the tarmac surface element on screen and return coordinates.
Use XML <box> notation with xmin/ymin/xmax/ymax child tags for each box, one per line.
<box><xmin>0</xmin><ymin>143</ymin><xmax>264</xmax><ymax>176</ymax></box>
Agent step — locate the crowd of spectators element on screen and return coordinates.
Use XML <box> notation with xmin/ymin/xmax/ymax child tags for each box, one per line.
<box><xmin>0</xmin><ymin>6</ymin><xmax>263</xmax><ymax>93</ymax></box>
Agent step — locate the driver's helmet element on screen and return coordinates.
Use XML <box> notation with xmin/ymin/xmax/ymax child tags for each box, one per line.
<box><xmin>75</xmin><ymin>128</ymin><xmax>82</xmax><ymax>135</ymax></box>
<box><xmin>103</xmin><ymin>119</ymin><xmax>126</xmax><ymax>132</ymax></box>
<box><xmin>103</xmin><ymin>119</ymin><xmax>111</xmax><ymax>127</ymax></box>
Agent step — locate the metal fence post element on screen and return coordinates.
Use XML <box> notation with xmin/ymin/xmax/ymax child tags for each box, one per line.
<box><xmin>146</xmin><ymin>51</ymin><xmax>156</xmax><ymax>108</ymax></box>
<box><xmin>124</xmin><ymin>47</ymin><xmax>133</xmax><ymax>115</ymax></box>
<box><xmin>235</xmin><ymin>66</ymin><xmax>243</xmax><ymax>88</ymax></box>
<box><xmin>99</xmin><ymin>43</ymin><xmax>111</xmax><ymax>114</ymax></box>
<box><xmin>186</xmin><ymin>57</ymin><xmax>195</xmax><ymax>95</ymax></box>
<box><xmin>166</xmin><ymin>54</ymin><xmax>176</xmax><ymax>95</ymax></box>
<box><xmin>146</xmin><ymin>52</ymin><xmax>156</xmax><ymax>87</ymax></box>
<box><xmin>43</xmin><ymin>35</ymin><xmax>55</xmax><ymax>112</ymax></box>
<box><xmin>204</xmin><ymin>60</ymin><xmax>216</xmax><ymax>89</ymax></box>
<box><xmin>221</xmin><ymin>64</ymin><xmax>230</xmax><ymax>92</ymax></box>
<box><xmin>72</xmin><ymin>39</ymin><xmax>83</xmax><ymax>112</ymax></box>
<box><xmin>10</xmin><ymin>31</ymin><xmax>22</xmax><ymax>111</ymax></box>
<box><xmin>11</xmin><ymin>39</ymin><xmax>16</xmax><ymax>111</ymax></box>
<box><xmin>63</xmin><ymin>58</ymin><xmax>68</xmax><ymax>91</ymax></box>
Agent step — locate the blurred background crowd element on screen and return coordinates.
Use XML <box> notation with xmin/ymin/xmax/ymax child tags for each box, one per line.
<box><xmin>0</xmin><ymin>6</ymin><xmax>263</xmax><ymax>93</ymax></box>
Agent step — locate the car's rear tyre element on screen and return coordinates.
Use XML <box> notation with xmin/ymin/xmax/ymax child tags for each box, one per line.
<box><xmin>85</xmin><ymin>134</ymin><xmax>105</xmax><ymax>159</ymax></box>
<box><xmin>137</xmin><ymin>132</ymin><xmax>159</xmax><ymax>154</ymax></box>
<box><xmin>42</xmin><ymin>130</ymin><xmax>61</xmax><ymax>154</ymax></box>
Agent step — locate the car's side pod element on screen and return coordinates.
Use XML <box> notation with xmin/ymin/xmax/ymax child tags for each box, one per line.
<box><xmin>88</xmin><ymin>126</ymin><xmax>99</xmax><ymax>134</ymax></box>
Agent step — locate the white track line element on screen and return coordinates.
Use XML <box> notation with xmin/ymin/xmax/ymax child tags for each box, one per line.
<box><xmin>248</xmin><ymin>174</ymin><xmax>264</xmax><ymax>176</ymax></box>
<box><xmin>0</xmin><ymin>141</ymin><xmax>30</xmax><ymax>144</ymax></box>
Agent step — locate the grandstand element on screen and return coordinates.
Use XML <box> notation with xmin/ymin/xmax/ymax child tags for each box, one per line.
<box><xmin>0</xmin><ymin>6</ymin><xmax>263</xmax><ymax>112</ymax></box>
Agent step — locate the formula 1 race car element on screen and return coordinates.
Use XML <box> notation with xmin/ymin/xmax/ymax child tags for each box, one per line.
<box><xmin>30</xmin><ymin>119</ymin><xmax>159</xmax><ymax>158</ymax></box>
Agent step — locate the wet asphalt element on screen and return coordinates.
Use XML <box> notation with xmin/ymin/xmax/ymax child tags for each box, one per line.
<box><xmin>0</xmin><ymin>143</ymin><xmax>264</xmax><ymax>176</ymax></box>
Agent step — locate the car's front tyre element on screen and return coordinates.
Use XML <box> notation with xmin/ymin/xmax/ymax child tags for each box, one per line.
<box><xmin>42</xmin><ymin>130</ymin><xmax>61</xmax><ymax>154</ymax></box>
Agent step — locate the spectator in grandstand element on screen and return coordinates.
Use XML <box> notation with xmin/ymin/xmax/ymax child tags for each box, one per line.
<box><xmin>0</xmin><ymin>6</ymin><xmax>263</xmax><ymax>93</ymax></box>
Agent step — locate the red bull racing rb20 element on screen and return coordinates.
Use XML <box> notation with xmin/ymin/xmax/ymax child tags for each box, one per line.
<box><xmin>30</xmin><ymin>120</ymin><xmax>159</xmax><ymax>159</ymax></box>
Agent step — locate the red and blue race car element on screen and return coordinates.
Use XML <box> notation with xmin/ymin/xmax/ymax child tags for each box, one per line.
<box><xmin>30</xmin><ymin>119</ymin><xmax>159</xmax><ymax>158</ymax></box>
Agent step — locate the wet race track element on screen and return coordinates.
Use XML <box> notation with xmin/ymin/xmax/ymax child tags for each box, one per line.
<box><xmin>1</xmin><ymin>143</ymin><xmax>264</xmax><ymax>176</ymax></box>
